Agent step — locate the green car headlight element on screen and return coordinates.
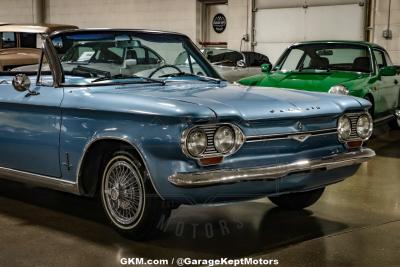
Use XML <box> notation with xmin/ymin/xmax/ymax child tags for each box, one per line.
<box><xmin>329</xmin><ymin>85</ymin><xmax>349</xmax><ymax>95</ymax></box>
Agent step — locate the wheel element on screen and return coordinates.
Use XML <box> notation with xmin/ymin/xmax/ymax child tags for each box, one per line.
<box><xmin>389</xmin><ymin>114</ymin><xmax>400</xmax><ymax>129</ymax></box>
<box><xmin>100</xmin><ymin>150</ymin><xmax>170</xmax><ymax>240</ymax></box>
<box><xmin>268</xmin><ymin>188</ymin><xmax>325</xmax><ymax>210</ymax></box>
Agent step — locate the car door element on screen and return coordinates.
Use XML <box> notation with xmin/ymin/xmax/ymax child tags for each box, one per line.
<box><xmin>373</xmin><ymin>49</ymin><xmax>399</xmax><ymax>115</ymax></box>
<box><xmin>0</xmin><ymin>51</ymin><xmax>63</xmax><ymax>177</ymax></box>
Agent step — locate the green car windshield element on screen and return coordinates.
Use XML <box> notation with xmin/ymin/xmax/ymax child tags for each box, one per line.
<box><xmin>275</xmin><ymin>44</ymin><xmax>372</xmax><ymax>73</ymax></box>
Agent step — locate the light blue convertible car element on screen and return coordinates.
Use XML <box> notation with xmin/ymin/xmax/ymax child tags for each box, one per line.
<box><xmin>0</xmin><ymin>26</ymin><xmax>375</xmax><ymax>240</ymax></box>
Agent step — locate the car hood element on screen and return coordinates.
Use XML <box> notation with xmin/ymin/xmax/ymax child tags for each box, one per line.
<box><xmin>95</xmin><ymin>81</ymin><xmax>369</xmax><ymax>122</ymax></box>
<box><xmin>258</xmin><ymin>71</ymin><xmax>369</xmax><ymax>92</ymax></box>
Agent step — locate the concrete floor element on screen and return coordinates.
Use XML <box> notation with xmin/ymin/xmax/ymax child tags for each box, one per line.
<box><xmin>0</xmin><ymin>129</ymin><xmax>399</xmax><ymax>267</ymax></box>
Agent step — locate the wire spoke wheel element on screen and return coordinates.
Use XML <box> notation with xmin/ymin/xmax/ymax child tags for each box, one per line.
<box><xmin>102</xmin><ymin>156</ymin><xmax>144</xmax><ymax>228</ymax></box>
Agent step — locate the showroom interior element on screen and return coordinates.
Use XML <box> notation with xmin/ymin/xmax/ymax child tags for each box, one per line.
<box><xmin>0</xmin><ymin>0</ymin><xmax>399</xmax><ymax>266</ymax></box>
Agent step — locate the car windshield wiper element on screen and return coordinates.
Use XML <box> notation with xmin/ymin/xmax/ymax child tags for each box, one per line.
<box><xmin>160</xmin><ymin>72</ymin><xmax>223</xmax><ymax>84</ymax></box>
<box><xmin>71</xmin><ymin>65</ymin><xmax>111</xmax><ymax>78</ymax></box>
<box><xmin>91</xmin><ymin>74</ymin><xmax>166</xmax><ymax>85</ymax></box>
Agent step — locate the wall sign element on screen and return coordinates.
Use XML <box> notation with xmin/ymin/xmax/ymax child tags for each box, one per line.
<box><xmin>212</xmin><ymin>13</ymin><xmax>227</xmax><ymax>33</ymax></box>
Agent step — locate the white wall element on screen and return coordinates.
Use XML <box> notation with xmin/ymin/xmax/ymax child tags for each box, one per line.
<box><xmin>372</xmin><ymin>0</ymin><xmax>400</xmax><ymax>64</ymax></box>
<box><xmin>0</xmin><ymin>0</ymin><xmax>35</xmax><ymax>24</ymax></box>
<box><xmin>45</xmin><ymin>0</ymin><xmax>198</xmax><ymax>40</ymax></box>
<box><xmin>227</xmin><ymin>0</ymin><xmax>251</xmax><ymax>51</ymax></box>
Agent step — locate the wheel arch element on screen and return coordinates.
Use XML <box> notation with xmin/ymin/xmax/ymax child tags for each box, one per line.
<box><xmin>364</xmin><ymin>93</ymin><xmax>375</xmax><ymax>117</ymax></box>
<box><xmin>77</xmin><ymin>137</ymin><xmax>162</xmax><ymax>199</ymax></box>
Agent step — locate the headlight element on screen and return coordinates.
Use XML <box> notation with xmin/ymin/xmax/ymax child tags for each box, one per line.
<box><xmin>356</xmin><ymin>114</ymin><xmax>373</xmax><ymax>139</ymax></box>
<box><xmin>186</xmin><ymin>129</ymin><xmax>207</xmax><ymax>157</ymax></box>
<box><xmin>214</xmin><ymin>126</ymin><xmax>235</xmax><ymax>153</ymax></box>
<box><xmin>329</xmin><ymin>85</ymin><xmax>349</xmax><ymax>95</ymax></box>
<box><xmin>338</xmin><ymin>116</ymin><xmax>352</xmax><ymax>140</ymax></box>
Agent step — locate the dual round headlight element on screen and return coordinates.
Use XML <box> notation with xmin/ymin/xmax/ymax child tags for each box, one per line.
<box><xmin>338</xmin><ymin>113</ymin><xmax>373</xmax><ymax>141</ymax></box>
<box><xmin>356</xmin><ymin>114</ymin><xmax>373</xmax><ymax>139</ymax></box>
<box><xmin>186</xmin><ymin>129</ymin><xmax>207</xmax><ymax>157</ymax></box>
<box><xmin>184</xmin><ymin>125</ymin><xmax>243</xmax><ymax>158</ymax></box>
<box><xmin>338</xmin><ymin>116</ymin><xmax>352</xmax><ymax>140</ymax></box>
<box><xmin>214</xmin><ymin>126</ymin><xmax>235</xmax><ymax>153</ymax></box>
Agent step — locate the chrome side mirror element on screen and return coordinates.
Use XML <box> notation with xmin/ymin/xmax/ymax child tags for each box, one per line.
<box><xmin>12</xmin><ymin>74</ymin><xmax>31</xmax><ymax>92</ymax></box>
<box><xmin>236</xmin><ymin>60</ymin><xmax>246</xmax><ymax>68</ymax></box>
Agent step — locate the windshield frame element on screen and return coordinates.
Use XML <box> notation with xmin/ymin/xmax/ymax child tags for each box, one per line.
<box><xmin>273</xmin><ymin>42</ymin><xmax>376</xmax><ymax>75</ymax></box>
<box><xmin>48</xmin><ymin>29</ymin><xmax>222</xmax><ymax>87</ymax></box>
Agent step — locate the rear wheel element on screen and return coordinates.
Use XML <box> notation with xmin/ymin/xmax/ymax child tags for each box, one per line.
<box><xmin>100</xmin><ymin>150</ymin><xmax>170</xmax><ymax>240</ymax></box>
<box><xmin>268</xmin><ymin>188</ymin><xmax>325</xmax><ymax>210</ymax></box>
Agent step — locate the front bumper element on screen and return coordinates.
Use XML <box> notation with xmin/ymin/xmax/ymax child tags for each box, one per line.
<box><xmin>168</xmin><ymin>148</ymin><xmax>375</xmax><ymax>187</ymax></box>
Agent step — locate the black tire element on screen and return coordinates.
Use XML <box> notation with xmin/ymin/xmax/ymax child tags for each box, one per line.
<box><xmin>100</xmin><ymin>150</ymin><xmax>170</xmax><ymax>240</ymax></box>
<box><xmin>389</xmin><ymin>116</ymin><xmax>400</xmax><ymax>129</ymax></box>
<box><xmin>268</xmin><ymin>188</ymin><xmax>325</xmax><ymax>210</ymax></box>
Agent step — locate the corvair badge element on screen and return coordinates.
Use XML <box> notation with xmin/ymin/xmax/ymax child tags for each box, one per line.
<box><xmin>291</xmin><ymin>134</ymin><xmax>311</xmax><ymax>142</ymax></box>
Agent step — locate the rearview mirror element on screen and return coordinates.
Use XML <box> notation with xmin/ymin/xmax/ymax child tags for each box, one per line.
<box><xmin>12</xmin><ymin>74</ymin><xmax>31</xmax><ymax>92</ymax></box>
<box><xmin>261</xmin><ymin>63</ymin><xmax>272</xmax><ymax>73</ymax></box>
<box><xmin>123</xmin><ymin>59</ymin><xmax>137</xmax><ymax>68</ymax></box>
<box><xmin>379</xmin><ymin>66</ymin><xmax>397</xmax><ymax>76</ymax></box>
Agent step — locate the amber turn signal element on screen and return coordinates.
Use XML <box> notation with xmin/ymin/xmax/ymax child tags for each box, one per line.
<box><xmin>200</xmin><ymin>156</ymin><xmax>224</xmax><ymax>165</ymax></box>
<box><xmin>346</xmin><ymin>140</ymin><xmax>363</xmax><ymax>149</ymax></box>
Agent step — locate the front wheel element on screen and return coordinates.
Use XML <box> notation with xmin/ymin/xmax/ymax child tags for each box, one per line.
<box><xmin>268</xmin><ymin>188</ymin><xmax>325</xmax><ymax>210</ymax></box>
<box><xmin>100</xmin><ymin>151</ymin><xmax>170</xmax><ymax>240</ymax></box>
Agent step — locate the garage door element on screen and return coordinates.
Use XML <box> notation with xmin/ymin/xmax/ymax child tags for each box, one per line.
<box><xmin>254</xmin><ymin>0</ymin><xmax>366</xmax><ymax>63</ymax></box>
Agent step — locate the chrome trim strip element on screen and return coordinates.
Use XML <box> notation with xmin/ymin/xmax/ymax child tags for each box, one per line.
<box><xmin>0</xmin><ymin>167</ymin><xmax>79</xmax><ymax>194</ymax></box>
<box><xmin>168</xmin><ymin>148</ymin><xmax>375</xmax><ymax>187</ymax></box>
<box><xmin>374</xmin><ymin>114</ymin><xmax>395</xmax><ymax>124</ymax></box>
<box><xmin>246</xmin><ymin>128</ymin><xmax>338</xmax><ymax>143</ymax></box>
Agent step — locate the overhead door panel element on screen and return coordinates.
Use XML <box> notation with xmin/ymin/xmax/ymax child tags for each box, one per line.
<box><xmin>254</xmin><ymin>1</ymin><xmax>365</xmax><ymax>64</ymax></box>
<box><xmin>254</xmin><ymin>7</ymin><xmax>304</xmax><ymax>64</ymax></box>
<box><xmin>305</xmin><ymin>4</ymin><xmax>364</xmax><ymax>40</ymax></box>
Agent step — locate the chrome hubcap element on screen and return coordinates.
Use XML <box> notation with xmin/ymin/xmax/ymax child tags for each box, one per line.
<box><xmin>103</xmin><ymin>158</ymin><xmax>144</xmax><ymax>226</ymax></box>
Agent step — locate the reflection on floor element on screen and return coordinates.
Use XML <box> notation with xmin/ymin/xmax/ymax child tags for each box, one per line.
<box><xmin>0</xmin><ymin>129</ymin><xmax>399</xmax><ymax>267</ymax></box>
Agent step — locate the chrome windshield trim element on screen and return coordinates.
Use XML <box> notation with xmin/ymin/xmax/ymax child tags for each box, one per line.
<box><xmin>246</xmin><ymin>128</ymin><xmax>338</xmax><ymax>143</ymax></box>
<box><xmin>168</xmin><ymin>148</ymin><xmax>375</xmax><ymax>187</ymax></box>
<box><xmin>0</xmin><ymin>166</ymin><xmax>79</xmax><ymax>194</ymax></box>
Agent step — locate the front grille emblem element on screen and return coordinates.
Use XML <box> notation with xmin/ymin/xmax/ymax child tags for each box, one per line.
<box><xmin>292</xmin><ymin>134</ymin><xmax>311</xmax><ymax>142</ymax></box>
<box><xmin>296</xmin><ymin>121</ymin><xmax>304</xmax><ymax>131</ymax></box>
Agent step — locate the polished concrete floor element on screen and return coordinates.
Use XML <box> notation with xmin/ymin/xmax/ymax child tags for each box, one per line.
<box><xmin>0</xmin><ymin>128</ymin><xmax>399</xmax><ymax>267</ymax></box>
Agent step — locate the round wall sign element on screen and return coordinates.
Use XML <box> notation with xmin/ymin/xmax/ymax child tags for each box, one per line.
<box><xmin>212</xmin><ymin>13</ymin><xmax>227</xmax><ymax>33</ymax></box>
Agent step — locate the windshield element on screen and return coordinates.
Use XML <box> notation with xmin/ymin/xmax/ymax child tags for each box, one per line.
<box><xmin>51</xmin><ymin>30</ymin><xmax>220</xmax><ymax>85</ymax></box>
<box><xmin>276</xmin><ymin>43</ymin><xmax>372</xmax><ymax>73</ymax></box>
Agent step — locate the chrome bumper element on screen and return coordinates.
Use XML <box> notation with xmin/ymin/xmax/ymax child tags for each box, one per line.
<box><xmin>168</xmin><ymin>148</ymin><xmax>375</xmax><ymax>187</ymax></box>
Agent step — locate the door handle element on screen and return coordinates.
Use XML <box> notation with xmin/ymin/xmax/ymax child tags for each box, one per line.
<box><xmin>395</xmin><ymin>79</ymin><xmax>399</xmax><ymax>85</ymax></box>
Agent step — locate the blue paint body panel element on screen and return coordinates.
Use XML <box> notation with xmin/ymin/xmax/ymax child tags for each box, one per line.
<box><xmin>0</xmin><ymin>74</ymin><xmax>371</xmax><ymax>204</ymax></box>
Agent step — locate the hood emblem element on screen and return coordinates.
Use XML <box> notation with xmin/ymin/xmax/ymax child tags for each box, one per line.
<box><xmin>296</xmin><ymin>121</ymin><xmax>304</xmax><ymax>131</ymax></box>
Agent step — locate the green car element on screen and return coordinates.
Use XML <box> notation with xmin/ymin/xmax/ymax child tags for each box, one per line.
<box><xmin>239</xmin><ymin>41</ymin><xmax>400</xmax><ymax>127</ymax></box>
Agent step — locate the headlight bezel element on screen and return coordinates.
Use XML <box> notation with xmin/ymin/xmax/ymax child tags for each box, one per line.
<box><xmin>181</xmin><ymin>123</ymin><xmax>245</xmax><ymax>160</ymax></box>
<box><xmin>329</xmin><ymin>85</ymin><xmax>349</xmax><ymax>95</ymax></box>
<box><xmin>337</xmin><ymin>112</ymin><xmax>373</xmax><ymax>143</ymax></box>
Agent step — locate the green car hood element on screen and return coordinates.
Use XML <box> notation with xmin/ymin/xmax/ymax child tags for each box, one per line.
<box><xmin>240</xmin><ymin>71</ymin><xmax>370</xmax><ymax>93</ymax></box>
